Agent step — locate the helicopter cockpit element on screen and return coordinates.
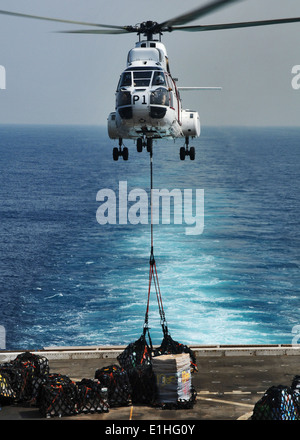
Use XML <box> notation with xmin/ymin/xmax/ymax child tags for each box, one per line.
<box><xmin>117</xmin><ymin>69</ymin><xmax>167</xmax><ymax>89</ymax></box>
<box><xmin>116</xmin><ymin>67</ymin><xmax>172</xmax><ymax>120</ymax></box>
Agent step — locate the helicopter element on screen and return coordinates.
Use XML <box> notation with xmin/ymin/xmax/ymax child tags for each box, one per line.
<box><xmin>107</xmin><ymin>34</ymin><xmax>222</xmax><ymax>162</ymax></box>
<box><xmin>1</xmin><ymin>0</ymin><xmax>300</xmax><ymax>161</ymax></box>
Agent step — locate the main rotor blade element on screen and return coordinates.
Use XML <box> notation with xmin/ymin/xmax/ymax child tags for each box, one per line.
<box><xmin>0</xmin><ymin>9</ymin><xmax>124</xmax><ymax>30</ymax></box>
<box><xmin>160</xmin><ymin>0</ymin><xmax>242</xmax><ymax>28</ymax></box>
<box><xmin>58</xmin><ymin>29</ymin><xmax>132</xmax><ymax>35</ymax></box>
<box><xmin>172</xmin><ymin>16</ymin><xmax>300</xmax><ymax>32</ymax></box>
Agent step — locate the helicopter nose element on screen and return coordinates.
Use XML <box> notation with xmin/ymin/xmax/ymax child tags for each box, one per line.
<box><xmin>130</xmin><ymin>90</ymin><xmax>150</xmax><ymax>122</ymax></box>
<box><xmin>131</xmin><ymin>90</ymin><xmax>148</xmax><ymax>107</ymax></box>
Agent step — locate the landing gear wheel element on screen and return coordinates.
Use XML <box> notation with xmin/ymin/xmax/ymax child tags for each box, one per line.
<box><xmin>190</xmin><ymin>146</ymin><xmax>195</xmax><ymax>161</ymax></box>
<box><xmin>180</xmin><ymin>147</ymin><xmax>186</xmax><ymax>161</ymax></box>
<box><xmin>146</xmin><ymin>138</ymin><xmax>153</xmax><ymax>153</ymax></box>
<box><xmin>113</xmin><ymin>139</ymin><xmax>129</xmax><ymax>161</ymax></box>
<box><xmin>137</xmin><ymin>138</ymin><xmax>143</xmax><ymax>153</ymax></box>
<box><xmin>113</xmin><ymin>147</ymin><xmax>119</xmax><ymax>161</ymax></box>
<box><xmin>123</xmin><ymin>147</ymin><xmax>129</xmax><ymax>161</ymax></box>
<box><xmin>180</xmin><ymin>137</ymin><xmax>195</xmax><ymax>161</ymax></box>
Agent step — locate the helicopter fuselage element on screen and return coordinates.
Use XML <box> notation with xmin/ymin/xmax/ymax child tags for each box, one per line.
<box><xmin>107</xmin><ymin>40</ymin><xmax>200</xmax><ymax>143</ymax></box>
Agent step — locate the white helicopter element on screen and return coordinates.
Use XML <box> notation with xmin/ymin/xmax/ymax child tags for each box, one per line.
<box><xmin>1</xmin><ymin>0</ymin><xmax>300</xmax><ymax>161</ymax></box>
<box><xmin>107</xmin><ymin>33</ymin><xmax>221</xmax><ymax>162</ymax></box>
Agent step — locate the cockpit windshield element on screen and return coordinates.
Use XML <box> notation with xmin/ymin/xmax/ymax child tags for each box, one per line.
<box><xmin>118</xmin><ymin>69</ymin><xmax>167</xmax><ymax>90</ymax></box>
<box><xmin>133</xmin><ymin>71</ymin><xmax>152</xmax><ymax>87</ymax></box>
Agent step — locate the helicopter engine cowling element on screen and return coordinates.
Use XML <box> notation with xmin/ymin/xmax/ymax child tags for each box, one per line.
<box><xmin>181</xmin><ymin>109</ymin><xmax>200</xmax><ymax>138</ymax></box>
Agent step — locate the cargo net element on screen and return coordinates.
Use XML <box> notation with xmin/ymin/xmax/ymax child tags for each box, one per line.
<box><xmin>0</xmin><ymin>353</ymin><xmax>110</xmax><ymax>418</ymax></box>
<box><xmin>0</xmin><ymin>351</ymin><xmax>49</xmax><ymax>404</ymax></box>
<box><xmin>154</xmin><ymin>332</ymin><xmax>198</xmax><ymax>374</ymax></box>
<box><xmin>117</xmin><ymin>329</ymin><xmax>197</xmax><ymax>409</ymax></box>
<box><xmin>39</xmin><ymin>374</ymin><xmax>110</xmax><ymax>417</ymax></box>
<box><xmin>94</xmin><ymin>365</ymin><xmax>131</xmax><ymax>407</ymax></box>
<box><xmin>117</xmin><ymin>333</ymin><xmax>157</xmax><ymax>405</ymax></box>
<box><xmin>76</xmin><ymin>378</ymin><xmax>109</xmax><ymax>414</ymax></box>
<box><xmin>39</xmin><ymin>374</ymin><xmax>78</xmax><ymax>418</ymax></box>
<box><xmin>252</xmin><ymin>378</ymin><xmax>300</xmax><ymax>420</ymax></box>
<box><xmin>0</xmin><ymin>365</ymin><xmax>20</xmax><ymax>403</ymax></box>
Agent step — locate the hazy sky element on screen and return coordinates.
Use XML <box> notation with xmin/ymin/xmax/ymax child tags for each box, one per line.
<box><xmin>0</xmin><ymin>0</ymin><xmax>299</xmax><ymax>127</ymax></box>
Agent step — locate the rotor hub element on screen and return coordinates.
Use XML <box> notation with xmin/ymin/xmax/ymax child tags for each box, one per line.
<box><xmin>137</xmin><ymin>21</ymin><xmax>161</xmax><ymax>40</ymax></box>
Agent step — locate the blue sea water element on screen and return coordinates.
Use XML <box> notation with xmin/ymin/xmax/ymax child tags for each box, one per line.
<box><xmin>0</xmin><ymin>124</ymin><xmax>299</xmax><ymax>350</ymax></box>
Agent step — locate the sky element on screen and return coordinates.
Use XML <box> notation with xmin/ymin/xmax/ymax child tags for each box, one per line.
<box><xmin>0</xmin><ymin>0</ymin><xmax>299</xmax><ymax>127</ymax></box>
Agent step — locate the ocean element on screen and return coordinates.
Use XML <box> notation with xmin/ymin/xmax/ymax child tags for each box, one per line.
<box><xmin>0</xmin><ymin>124</ymin><xmax>299</xmax><ymax>350</ymax></box>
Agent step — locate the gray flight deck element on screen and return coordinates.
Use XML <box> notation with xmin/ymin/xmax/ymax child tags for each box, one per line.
<box><xmin>1</xmin><ymin>344</ymin><xmax>300</xmax><ymax>420</ymax></box>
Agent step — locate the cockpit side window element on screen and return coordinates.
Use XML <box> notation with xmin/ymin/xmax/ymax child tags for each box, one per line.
<box><xmin>152</xmin><ymin>72</ymin><xmax>166</xmax><ymax>86</ymax></box>
<box><xmin>119</xmin><ymin>72</ymin><xmax>132</xmax><ymax>88</ymax></box>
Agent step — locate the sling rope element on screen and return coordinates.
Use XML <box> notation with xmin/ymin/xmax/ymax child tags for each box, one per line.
<box><xmin>144</xmin><ymin>145</ymin><xmax>168</xmax><ymax>338</ymax></box>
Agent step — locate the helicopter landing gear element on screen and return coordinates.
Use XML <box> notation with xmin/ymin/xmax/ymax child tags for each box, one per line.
<box><xmin>180</xmin><ymin>137</ymin><xmax>195</xmax><ymax>161</ymax></box>
<box><xmin>137</xmin><ymin>138</ymin><xmax>143</xmax><ymax>153</ymax></box>
<box><xmin>113</xmin><ymin>138</ymin><xmax>128</xmax><ymax>161</ymax></box>
<box><xmin>137</xmin><ymin>137</ymin><xmax>153</xmax><ymax>154</ymax></box>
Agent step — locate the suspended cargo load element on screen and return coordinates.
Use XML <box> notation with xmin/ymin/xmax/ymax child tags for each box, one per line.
<box><xmin>152</xmin><ymin>353</ymin><xmax>191</xmax><ymax>404</ymax></box>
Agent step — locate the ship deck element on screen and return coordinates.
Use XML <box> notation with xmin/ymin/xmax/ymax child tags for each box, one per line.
<box><xmin>1</xmin><ymin>344</ymin><xmax>299</xmax><ymax>421</ymax></box>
